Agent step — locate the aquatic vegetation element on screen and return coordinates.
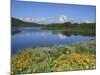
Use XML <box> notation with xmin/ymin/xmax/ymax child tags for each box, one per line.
<box><xmin>11</xmin><ymin>40</ymin><xmax>96</xmax><ymax>74</ymax></box>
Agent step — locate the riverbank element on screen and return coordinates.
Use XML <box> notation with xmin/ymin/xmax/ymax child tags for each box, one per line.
<box><xmin>11</xmin><ymin>40</ymin><xmax>96</xmax><ymax>74</ymax></box>
<box><xmin>42</xmin><ymin>23</ymin><xmax>95</xmax><ymax>30</ymax></box>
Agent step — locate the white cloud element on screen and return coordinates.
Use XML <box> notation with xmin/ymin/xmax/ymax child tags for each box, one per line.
<box><xmin>84</xmin><ymin>20</ymin><xmax>95</xmax><ymax>23</ymax></box>
<box><xmin>34</xmin><ymin>18</ymin><xmax>48</xmax><ymax>24</ymax></box>
<box><xmin>77</xmin><ymin>20</ymin><xmax>96</xmax><ymax>24</ymax></box>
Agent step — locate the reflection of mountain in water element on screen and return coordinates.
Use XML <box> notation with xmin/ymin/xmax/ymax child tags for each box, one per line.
<box><xmin>58</xmin><ymin>33</ymin><xmax>67</xmax><ymax>39</ymax></box>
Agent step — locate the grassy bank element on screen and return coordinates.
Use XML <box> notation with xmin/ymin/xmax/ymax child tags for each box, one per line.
<box><xmin>42</xmin><ymin>23</ymin><xmax>95</xmax><ymax>30</ymax></box>
<box><xmin>11</xmin><ymin>40</ymin><xmax>96</xmax><ymax>74</ymax></box>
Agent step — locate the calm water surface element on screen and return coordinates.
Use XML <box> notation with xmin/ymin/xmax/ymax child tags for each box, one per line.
<box><xmin>11</xmin><ymin>27</ymin><xmax>95</xmax><ymax>53</ymax></box>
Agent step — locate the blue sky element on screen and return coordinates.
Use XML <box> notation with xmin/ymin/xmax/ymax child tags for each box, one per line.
<box><xmin>12</xmin><ymin>0</ymin><xmax>96</xmax><ymax>23</ymax></box>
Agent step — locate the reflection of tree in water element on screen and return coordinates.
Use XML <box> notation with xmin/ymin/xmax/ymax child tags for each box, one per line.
<box><xmin>52</xmin><ymin>30</ymin><xmax>95</xmax><ymax>37</ymax></box>
<box><xmin>61</xmin><ymin>31</ymin><xmax>95</xmax><ymax>37</ymax></box>
<box><xmin>12</xmin><ymin>28</ymin><xmax>21</xmax><ymax>35</ymax></box>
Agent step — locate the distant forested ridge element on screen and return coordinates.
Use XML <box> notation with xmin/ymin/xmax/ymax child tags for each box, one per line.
<box><xmin>11</xmin><ymin>17</ymin><xmax>42</xmax><ymax>27</ymax></box>
<box><xmin>42</xmin><ymin>22</ymin><xmax>96</xmax><ymax>31</ymax></box>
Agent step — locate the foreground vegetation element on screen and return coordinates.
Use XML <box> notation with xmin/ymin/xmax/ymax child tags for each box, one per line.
<box><xmin>11</xmin><ymin>40</ymin><xmax>96</xmax><ymax>74</ymax></box>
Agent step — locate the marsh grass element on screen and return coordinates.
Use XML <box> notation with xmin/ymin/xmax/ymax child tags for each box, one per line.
<box><xmin>11</xmin><ymin>40</ymin><xmax>96</xmax><ymax>74</ymax></box>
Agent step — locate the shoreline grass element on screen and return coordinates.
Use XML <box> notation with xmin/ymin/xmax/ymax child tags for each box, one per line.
<box><xmin>11</xmin><ymin>40</ymin><xmax>96</xmax><ymax>74</ymax></box>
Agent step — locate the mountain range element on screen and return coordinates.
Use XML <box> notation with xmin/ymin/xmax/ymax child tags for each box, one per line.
<box><xmin>18</xmin><ymin>15</ymin><xmax>68</xmax><ymax>24</ymax></box>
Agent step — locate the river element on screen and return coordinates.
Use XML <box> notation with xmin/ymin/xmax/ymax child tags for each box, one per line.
<box><xmin>11</xmin><ymin>27</ymin><xmax>95</xmax><ymax>53</ymax></box>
